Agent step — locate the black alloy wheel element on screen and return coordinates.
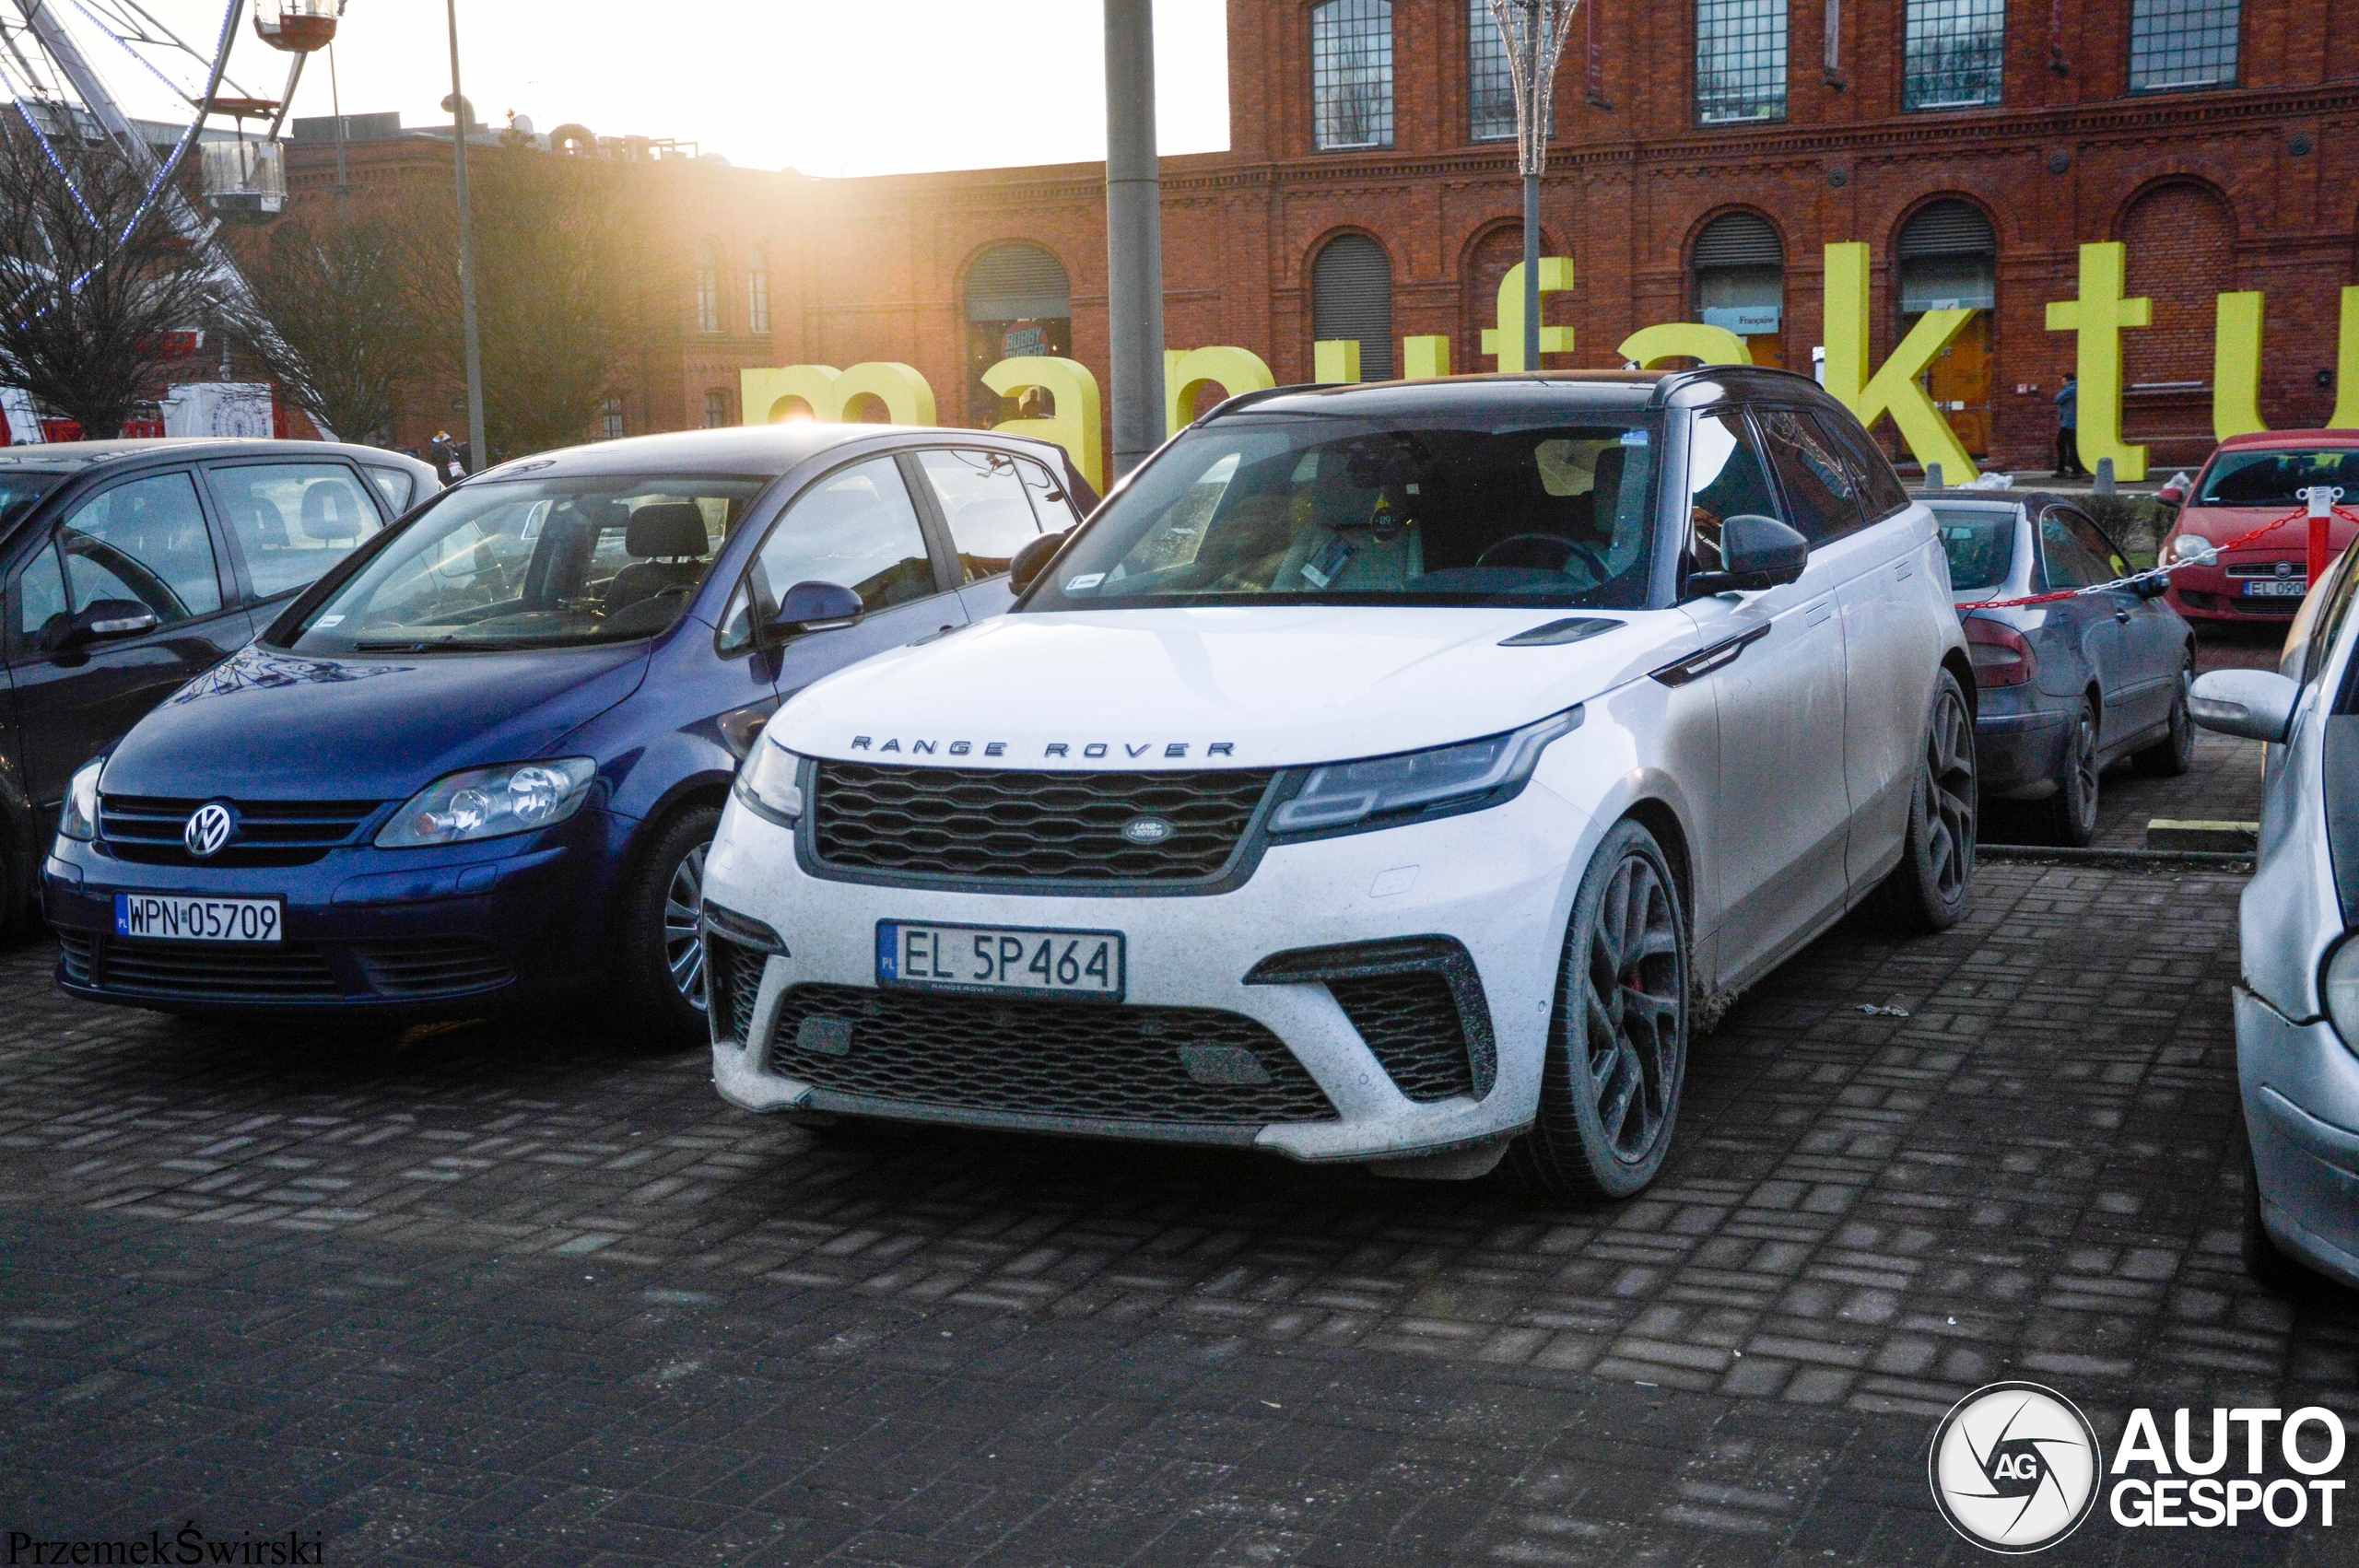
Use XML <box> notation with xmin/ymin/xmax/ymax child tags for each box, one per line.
<box><xmin>615</xmin><ymin>803</ymin><xmax>722</xmax><ymax>1049</ymax></box>
<box><xmin>1870</xmin><ymin>669</ymin><xmax>1978</xmax><ymax>933</ymax></box>
<box><xmin>2040</xmin><ymin>696</ymin><xmax>2101</xmax><ymax>848</ymax></box>
<box><xmin>2134</xmin><ymin>657</ymin><xmax>2198</xmax><ymax>778</ymax></box>
<box><xmin>1512</xmin><ymin>818</ymin><xmax>1689</xmax><ymax>1200</ymax></box>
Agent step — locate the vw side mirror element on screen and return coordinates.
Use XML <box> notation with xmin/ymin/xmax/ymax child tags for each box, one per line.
<box><xmin>769</xmin><ymin>580</ymin><xmax>863</xmax><ymax>636</ymax></box>
<box><xmin>51</xmin><ymin>599</ymin><xmax>158</xmax><ymax>654</ymax></box>
<box><xmin>1008</xmin><ymin>530</ymin><xmax>1070</xmax><ymax>595</ymax></box>
<box><xmin>2190</xmin><ymin>668</ymin><xmax>2297</xmax><ymax>743</ymax></box>
<box><xmin>1687</xmin><ymin>514</ymin><xmax>1809</xmax><ymax>596</ymax></box>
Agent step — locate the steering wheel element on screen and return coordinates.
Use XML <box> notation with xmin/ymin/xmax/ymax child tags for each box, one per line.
<box><xmin>1476</xmin><ymin>532</ymin><xmax>1607</xmax><ymax>579</ymax></box>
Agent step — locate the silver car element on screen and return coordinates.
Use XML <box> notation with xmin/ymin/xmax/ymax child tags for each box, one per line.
<box><xmin>2192</xmin><ymin>549</ymin><xmax>2359</xmax><ymax>1289</ymax></box>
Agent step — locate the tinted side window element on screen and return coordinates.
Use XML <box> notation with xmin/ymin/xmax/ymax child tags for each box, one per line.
<box><xmin>718</xmin><ymin>457</ymin><xmax>936</xmax><ymax>653</ymax></box>
<box><xmin>57</xmin><ymin>472</ymin><xmax>222</xmax><ymax>626</ymax></box>
<box><xmin>12</xmin><ymin>541</ymin><xmax>68</xmax><ymax>649</ymax></box>
<box><xmin>361</xmin><ymin>465</ymin><xmax>417</xmax><ymax>513</ymax></box>
<box><xmin>2303</xmin><ymin>545</ymin><xmax>2359</xmax><ymax>688</ymax></box>
<box><xmin>208</xmin><ymin>462</ymin><xmax>387</xmax><ymax>601</ymax></box>
<box><xmin>1684</xmin><ymin>409</ymin><xmax>1781</xmax><ymax>575</ymax></box>
<box><xmin>1015</xmin><ymin>455</ymin><xmax>1082</xmax><ymax>527</ymax></box>
<box><xmin>912</xmin><ymin>448</ymin><xmax>1045</xmax><ymax>582</ymax></box>
<box><xmin>2037</xmin><ymin>508</ymin><xmax>2111</xmax><ymax>591</ymax></box>
<box><xmin>2058</xmin><ymin>509</ymin><xmax>2130</xmax><ymax>579</ymax></box>
<box><xmin>1812</xmin><ymin>410</ymin><xmax>1911</xmax><ymax>521</ymax></box>
<box><xmin>1758</xmin><ymin>408</ymin><xmax>1864</xmax><ymax>544</ymax></box>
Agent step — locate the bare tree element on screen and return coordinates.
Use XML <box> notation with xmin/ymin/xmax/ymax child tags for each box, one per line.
<box><xmin>0</xmin><ymin>125</ymin><xmax>227</xmax><ymax>439</ymax></box>
<box><xmin>230</xmin><ymin>206</ymin><xmax>420</xmax><ymax>445</ymax></box>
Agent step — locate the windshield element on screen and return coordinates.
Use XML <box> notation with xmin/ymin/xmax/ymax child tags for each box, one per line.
<box><xmin>1931</xmin><ymin>505</ymin><xmax>2017</xmax><ymax>592</ymax></box>
<box><xmin>0</xmin><ymin>472</ymin><xmax>65</xmax><ymax>534</ymax></box>
<box><xmin>2196</xmin><ymin>448</ymin><xmax>2359</xmax><ymax>509</ymax></box>
<box><xmin>280</xmin><ymin>474</ymin><xmax>767</xmax><ymax>653</ymax></box>
<box><xmin>1023</xmin><ymin>410</ymin><xmax>1662</xmax><ymax>611</ymax></box>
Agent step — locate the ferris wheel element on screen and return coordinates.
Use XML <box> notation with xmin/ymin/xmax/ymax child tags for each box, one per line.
<box><xmin>0</xmin><ymin>0</ymin><xmax>343</xmax><ymax>240</ymax></box>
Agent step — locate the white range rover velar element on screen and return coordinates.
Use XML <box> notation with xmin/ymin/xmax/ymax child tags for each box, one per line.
<box><xmin>701</xmin><ymin>370</ymin><xmax>1977</xmax><ymax>1197</ymax></box>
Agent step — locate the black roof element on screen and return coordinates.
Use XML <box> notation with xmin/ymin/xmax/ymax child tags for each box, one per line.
<box><xmin>1216</xmin><ymin>366</ymin><xmax>1838</xmax><ymax>423</ymax></box>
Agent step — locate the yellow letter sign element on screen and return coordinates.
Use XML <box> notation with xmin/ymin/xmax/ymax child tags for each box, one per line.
<box><xmin>1822</xmin><ymin>242</ymin><xmax>1978</xmax><ymax>483</ymax></box>
<box><xmin>1165</xmin><ymin>346</ymin><xmax>1277</xmax><ymax>434</ymax></box>
<box><xmin>1481</xmin><ymin>259</ymin><xmax>1575</xmax><ymax>372</ymax></box>
<box><xmin>984</xmin><ymin>357</ymin><xmax>1104</xmax><ymax>492</ymax></box>
<box><xmin>1616</xmin><ymin>323</ymin><xmax>1752</xmax><ymax>369</ymax></box>
<box><xmin>2045</xmin><ymin>242</ymin><xmax>2153</xmax><ymax>482</ymax></box>
<box><xmin>739</xmin><ymin>363</ymin><xmax>937</xmax><ymax>427</ymax></box>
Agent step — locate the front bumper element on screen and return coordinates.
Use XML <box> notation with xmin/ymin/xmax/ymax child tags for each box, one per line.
<box><xmin>2165</xmin><ymin>558</ymin><xmax>2306</xmax><ymax>622</ymax></box>
<box><xmin>41</xmin><ymin>808</ymin><xmax>628</xmax><ymax>1015</ymax></box>
<box><xmin>700</xmin><ymin>787</ymin><xmax>1594</xmax><ymax>1165</ymax></box>
<box><xmin>2236</xmin><ymin>987</ymin><xmax>2359</xmax><ymax>1291</ymax></box>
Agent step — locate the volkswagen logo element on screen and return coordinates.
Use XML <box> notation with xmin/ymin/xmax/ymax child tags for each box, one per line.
<box><xmin>1120</xmin><ymin>816</ymin><xmax>1176</xmax><ymax>846</ymax></box>
<box><xmin>1928</xmin><ymin>1382</ymin><xmax>2103</xmax><ymax>1553</ymax></box>
<box><xmin>183</xmin><ymin>801</ymin><xmax>238</xmax><ymax>859</ymax></box>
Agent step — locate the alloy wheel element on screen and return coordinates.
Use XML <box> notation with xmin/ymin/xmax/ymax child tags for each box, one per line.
<box><xmin>664</xmin><ymin>841</ymin><xmax>709</xmax><ymax>1011</ymax></box>
<box><xmin>1922</xmin><ymin>685</ymin><xmax>1978</xmax><ymax>902</ymax></box>
<box><xmin>1581</xmin><ymin>849</ymin><xmax>1684</xmax><ymax>1164</ymax></box>
<box><xmin>2069</xmin><ymin>704</ymin><xmax>2100</xmax><ymax>838</ymax></box>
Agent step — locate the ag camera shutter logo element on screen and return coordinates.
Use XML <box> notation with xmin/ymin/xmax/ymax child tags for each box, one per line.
<box><xmin>1930</xmin><ymin>1382</ymin><xmax>2103</xmax><ymax>1553</ymax></box>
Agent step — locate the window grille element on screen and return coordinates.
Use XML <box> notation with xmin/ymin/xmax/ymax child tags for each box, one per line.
<box><xmin>1313</xmin><ymin>0</ymin><xmax>1394</xmax><ymax>151</ymax></box>
<box><xmin>965</xmin><ymin>242</ymin><xmax>1072</xmax><ymax>322</ymax></box>
<box><xmin>1903</xmin><ymin>0</ymin><xmax>2004</xmax><ymax>110</ymax></box>
<box><xmin>1311</xmin><ymin>235</ymin><xmax>1394</xmax><ymax>380</ymax></box>
<box><xmin>704</xmin><ymin>390</ymin><xmax>729</xmax><ymax>429</ymax></box>
<box><xmin>695</xmin><ymin>240</ymin><xmax>722</xmax><ymax>334</ymax></box>
<box><xmin>1467</xmin><ymin>0</ymin><xmax>1517</xmax><ymax>143</ymax></box>
<box><xmin>2129</xmin><ymin>0</ymin><xmax>2239</xmax><ymax>91</ymax></box>
<box><xmin>1696</xmin><ymin>0</ymin><xmax>1786</xmax><ymax>125</ymax></box>
<box><xmin>746</xmin><ymin>244</ymin><xmax>770</xmax><ymax>335</ymax></box>
<box><xmin>599</xmin><ymin>398</ymin><xmax>624</xmax><ymax>441</ymax></box>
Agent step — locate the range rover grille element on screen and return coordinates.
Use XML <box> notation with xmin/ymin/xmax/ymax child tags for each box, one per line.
<box><xmin>808</xmin><ymin>762</ymin><xmax>1278</xmax><ymax>886</ymax></box>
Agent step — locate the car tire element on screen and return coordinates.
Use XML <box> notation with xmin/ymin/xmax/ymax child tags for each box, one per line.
<box><xmin>1509</xmin><ymin>818</ymin><xmax>1689</xmax><ymax>1201</ymax></box>
<box><xmin>1868</xmin><ymin>669</ymin><xmax>1978</xmax><ymax>934</ymax></box>
<box><xmin>2036</xmin><ymin>696</ymin><xmax>2101</xmax><ymax>848</ymax></box>
<box><xmin>613</xmin><ymin>802</ymin><xmax>722</xmax><ymax>1050</ymax></box>
<box><xmin>2132</xmin><ymin>659</ymin><xmax>2197</xmax><ymax>778</ymax></box>
<box><xmin>2240</xmin><ymin>1125</ymin><xmax>2308</xmax><ymax>1292</ymax></box>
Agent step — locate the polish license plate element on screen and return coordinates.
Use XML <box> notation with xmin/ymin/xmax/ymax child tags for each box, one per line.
<box><xmin>113</xmin><ymin>893</ymin><xmax>283</xmax><ymax>943</ymax></box>
<box><xmin>877</xmin><ymin>920</ymin><xmax>1123</xmax><ymax>1000</ymax></box>
<box><xmin>2243</xmin><ymin>579</ymin><xmax>2306</xmax><ymax>597</ymax></box>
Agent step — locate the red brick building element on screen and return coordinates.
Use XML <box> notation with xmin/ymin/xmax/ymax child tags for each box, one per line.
<box><xmin>753</xmin><ymin>0</ymin><xmax>2354</xmax><ymax>475</ymax></box>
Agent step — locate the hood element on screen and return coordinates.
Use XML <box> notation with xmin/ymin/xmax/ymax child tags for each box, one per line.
<box><xmin>2177</xmin><ymin>503</ymin><xmax>2357</xmax><ymax>551</ymax></box>
<box><xmin>770</xmin><ymin>607</ymin><xmax>1702</xmax><ymax>769</ymax></box>
<box><xmin>103</xmin><ymin>642</ymin><xmax>651</xmax><ymax>800</ymax></box>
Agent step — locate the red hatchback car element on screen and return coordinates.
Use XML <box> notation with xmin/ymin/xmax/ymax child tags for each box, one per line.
<box><xmin>2159</xmin><ymin>431</ymin><xmax>2359</xmax><ymax>624</ymax></box>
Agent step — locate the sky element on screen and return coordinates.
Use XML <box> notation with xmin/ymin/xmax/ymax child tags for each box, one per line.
<box><xmin>224</xmin><ymin>0</ymin><xmax>1231</xmax><ymax>176</ymax></box>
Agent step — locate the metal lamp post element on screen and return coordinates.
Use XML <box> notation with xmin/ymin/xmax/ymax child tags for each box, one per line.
<box><xmin>1488</xmin><ymin>0</ymin><xmax>1579</xmax><ymax>370</ymax></box>
<box><xmin>1103</xmin><ymin>0</ymin><xmax>1164</xmax><ymax>482</ymax></box>
<box><xmin>444</xmin><ymin>0</ymin><xmax>487</xmax><ymax>471</ymax></box>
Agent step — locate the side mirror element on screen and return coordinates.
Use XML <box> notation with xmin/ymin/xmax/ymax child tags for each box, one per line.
<box><xmin>51</xmin><ymin>599</ymin><xmax>158</xmax><ymax>654</ymax></box>
<box><xmin>768</xmin><ymin>580</ymin><xmax>863</xmax><ymax>636</ymax></box>
<box><xmin>2132</xmin><ymin>574</ymin><xmax>2172</xmax><ymax>600</ymax></box>
<box><xmin>2190</xmin><ymin>668</ymin><xmax>2297</xmax><ymax>743</ymax></box>
<box><xmin>2158</xmin><ymin>485</ymin><xmax>2187</xmax><ymax>506</ymax></box>
<box><xmin>1008</xmin><ymin>530</ymin><xmax>1071</xmax><ymax>595</ymax></box>
<box><xmin>1688</xmin><ymin>514</ymin><xmax>1809</xmax><ymax>596</ymax></box>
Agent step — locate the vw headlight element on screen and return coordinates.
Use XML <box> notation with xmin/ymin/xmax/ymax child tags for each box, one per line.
<box><xmin>56</xmin><ymin>757</ymin><xmax>102</xmax><ymax>842</ymax></box>
<box><xmin>2324</xmin><ymin>937</ymin><xmax>2359</xmax><ymax>1050</ymax></box>
<box><xmin>733</xmin><ymin>738</ymin><xmax>804</xmax><ymax>826</ymax></box>
<box><xmin>1269</xmin><ymin>707</ymin><xmax>1583</xmax><ymax>837</ymax></box>
<box><xmin>376</xmin><ymin>758</ymin><xmax>596</xmax><ymax>848</ymax></box>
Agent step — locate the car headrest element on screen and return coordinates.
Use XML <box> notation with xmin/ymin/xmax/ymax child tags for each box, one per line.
<box><xmin>300</xmin><ymin>483</ymin><xmax>358</xmax><ymax>543</ymax></box>
<box><xmin>1591</xmin><ymin>444</ymin><xmax>1626</xmax><ymax>503</ymax></box>
<box><xmin>625</xmin><ymin>502</ymin><xmax>709</xmax><ymax>559</ymax></box>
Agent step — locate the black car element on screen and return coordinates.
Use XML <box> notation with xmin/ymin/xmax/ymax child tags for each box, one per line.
<box><xmin>0</xmin><ymin>439</ymin><xmax>438</xmax><ymax>931</ymax></box>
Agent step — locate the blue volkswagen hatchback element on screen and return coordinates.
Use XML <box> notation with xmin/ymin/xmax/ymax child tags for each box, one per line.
<box><xmin>41</xmin><ymin>423</ymin><xmax>1092</xmax><ymax>1042</ymax></box>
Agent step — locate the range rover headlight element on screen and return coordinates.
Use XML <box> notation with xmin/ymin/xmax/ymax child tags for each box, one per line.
<box><xmin>376</xmin><ymin>758</ymin><xmax>596</xmax><ymax>848</ymax></box>
<box><xmin>733</xmin><ymin>737</ymin><xmax>804</xmax><ymax>826</ymax></box>
<box><xmin>2323</xmin><ymin>937</ymin><xmax>2359</xmax><ymax>1050</ymax></box>
<box><xmin>1268</xmin><ymin>707</ymin><xmax>1584</xmax><ymax>837</ymax></box>
<box><xmin>57</xmin><ymin>757</ymin><xmax>103</xmax><ymax>842</ymax></box>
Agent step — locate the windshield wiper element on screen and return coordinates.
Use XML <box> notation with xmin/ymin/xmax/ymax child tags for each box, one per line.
<box><xmin>352</xmin><ymin>636</ymin><xmax>457</xmax><ymax>651</ymax></box>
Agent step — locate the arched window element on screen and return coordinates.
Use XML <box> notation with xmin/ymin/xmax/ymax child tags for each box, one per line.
<box><xmin>703</xmin><ymin>389</ymin><xmax>730</xmax><ymax>428</ymax></box>
<box><xmin>694</xmin><ymin>240</ymin><xmax>722</xmax><ymax>334</ymax></box>
<box><xmin>2120</xmin><ymin>182</ymin><xmax>2234</xmax><ymax>462</ymax></box>
<box><xmin>1312</xmin><ymin>0</ymin><xmax>1393</xmax><ymax>151</ymax></box>
<box><xmin>745</xmin><ymin>243</ymin><xmax>770</xmax><ymax>335</ymax></box>
<box><xmin>1691</xmin><ymin>211</ymin><xmax>1786</xmax><ymax>367</ymax></box>
<box><xmin>1312</xmin><ymin>234</ymin><xmax>1393</xmax><ymax>381</ymax></box>
<box><xmin>964</xmin><ymin>241</ymin><xmax>1073</xmax><ymax>425</ymax></box>
<box><xmin>1897</xmin><ymin>199</ymin><xmax>1999</xmax><ymax>457</ymax></box>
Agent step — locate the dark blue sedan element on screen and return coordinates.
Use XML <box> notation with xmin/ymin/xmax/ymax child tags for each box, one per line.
<box><xmin>41</xmin><ymin>423</ymin><xmax>1092</xmax><ymax>1042</ymax></box>
<box><xmin>1932</xmin><ymin>492</ymin><xmax>2195</xmax><ymax>845</ymax></box>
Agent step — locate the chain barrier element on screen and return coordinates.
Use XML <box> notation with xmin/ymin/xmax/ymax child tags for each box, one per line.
<box><xmin>1954</xmin><ymin>497</ymin><xmax>2359</xmax><ymax>612</ymax></box>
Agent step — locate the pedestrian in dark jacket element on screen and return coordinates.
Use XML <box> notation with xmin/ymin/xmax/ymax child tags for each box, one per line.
<box><xmin>2054</xmin><ymin>374</ymin><xmax>2086</xmax><ymax>478</ymax></box>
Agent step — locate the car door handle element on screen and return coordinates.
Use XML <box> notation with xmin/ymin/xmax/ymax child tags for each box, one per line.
<box><xmin>2115</xmin><ymin>608</ymin><xmax>2131</xmax><ymax>624</ymax></box>
<box><xmin>1649</xmin><ymin>624</ymin><xmax>1771</xmax><ymax>686</ymax></box>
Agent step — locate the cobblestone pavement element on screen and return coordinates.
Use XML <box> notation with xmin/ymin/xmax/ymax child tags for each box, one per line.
<box><xmin>4</xmin><ymin>735</ymin><xmax>2355</xmax><ymax>1564</ymax></box>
